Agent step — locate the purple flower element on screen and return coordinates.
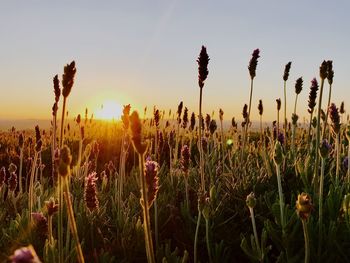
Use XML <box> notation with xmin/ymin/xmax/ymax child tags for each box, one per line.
<box><xmin>343</xmin><ymin>157</ymin><xmax>348</xmax><ymax>171</ymax></box>
<box><xmin>277</xmin><ymin>132</ymin><xmax>285</xmax><ymax>145</ymax></box>
<box><xmin>10</xmin><ymin>245</ymin><xmax>42</xmax><ymax>263</ymax></box>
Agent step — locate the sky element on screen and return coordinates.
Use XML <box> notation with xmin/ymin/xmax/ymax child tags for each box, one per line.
<box><xmin>0</xmin><ymin>0</ymin><xmax>349</xmax><ymax>123</ymax></box>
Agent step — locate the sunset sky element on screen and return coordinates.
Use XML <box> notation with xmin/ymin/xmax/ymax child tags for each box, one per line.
<box><xmin>0</xmin><ymin>0</ymin><xmax>349</xmax><ymax>122</ymax></box>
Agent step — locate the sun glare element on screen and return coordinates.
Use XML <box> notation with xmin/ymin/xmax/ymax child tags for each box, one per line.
<box><xmin>95</xmin><ymin>100</ymin><xmax>122</xmax><ymax>121</ymax></box>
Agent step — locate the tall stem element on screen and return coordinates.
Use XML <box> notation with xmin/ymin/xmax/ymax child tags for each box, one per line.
<box><xmin>249</xmin><ymin>207</ymin><xmax>261</xmax><ymax>258</ymax></box>
<box><xmin>29</xmin><ymin>151</ymin><xmax>39</xmax><ymax>222</ymax></box>
<box><xmin>63</xmin><ymin>176</ymin><xmax>85</xmax><ymax>263</ymax></box>
<box><xmin>292</xmin><ymin>94</ymin><xmax>299</xmax><ymax>156</ymax></box>
<box><xmin>205</xmin><ymin>218</ymin><xmax>213</xmax><ymax>263</ymax></box>
<box><xmin>302</xmin><ymin>220</ymin><xmax>310</xmax><ymax>263</ymax></box>
<box><xmin>276</xmin><ymin>164</ymin><xmax>284</xmax><ymax>230</ymax></box>
<box><xmin>242</xmin><ymin>79</ymin><xmax>254</xmax><ymax>160</ymax></box>
<box><xmin>198</xmin><ymin>87</ymin><xmax>205</xmax><ymax>191</ymax></box>
<box><xmin>318</xmin><ymin>157</ymin><xmax>325</xmax><ymax>260</ymax></box>
<box><xmin>307</xmin><ymin>112</ymin><xmax>314</xmax><ymax>152</ymax></box>
<box><xmin>19</xmin><ymin>147</ymin><xmax>23</xmax><ymax>193</ymax></box>
<box><xmin>139</xmin><ymin>154</ymin><xmax>156</xmax><ymax>263</ymax></box>
<box><xmin>314</xmin><ymin>78</ymin><xmax>325</xmax><ymax>191</ymax></box>
<box><xmin>322</xmin><ymin>83</ymin><xmax>332</xmax><ymax>140</ymax></box>
<box><xmin>284</xmin><ymin>81</ymin><xmax>287</xmax><ymax>139</ymax></box>
<box><xmin>336</xmin><ymin>133</ymin><xmax>340</xmax><ymax>183</ymax></box>
<box><xmin>194</xmin><ymin>211</ymin><xmax>202</xmax><ymax>263</ymax></box>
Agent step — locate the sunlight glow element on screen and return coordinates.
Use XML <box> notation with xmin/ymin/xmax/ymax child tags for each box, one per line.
<box><xmin>94</xmin><ymin>100</ymin><xmax>122</xmax><ymax>120</ymax></box>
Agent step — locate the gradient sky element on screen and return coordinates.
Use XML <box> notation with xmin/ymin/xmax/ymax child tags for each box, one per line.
<box><xmin>0</xmin><ymin>0</ymin><xmax>349</xmax><ymax>122</ymax></box>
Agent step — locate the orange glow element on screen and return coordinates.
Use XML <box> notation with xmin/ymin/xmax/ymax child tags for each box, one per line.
<box><xmin>94</xmin><ymin>100</ymin><xmax>122</xmax><ymax>120</ymax></box>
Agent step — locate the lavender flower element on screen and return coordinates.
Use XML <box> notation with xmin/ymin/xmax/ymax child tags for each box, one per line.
<box><xmin>283</xmin><ymin>61</ymin><xmax>292</xmax><ymax>81</ymax></box>
<box><xmin>190</xmin><ymin>112</ymin><xmax>196</xmax><ymax>131</ymax></box>
<box><xmin>329</xmin><ymin>103</ymin><xmax>341</xmax><ymax>134</ymax></box>
<box><xmin>295</xmin><ymin>77</ymin><xmax>303</xmax><ymax>94</ymax></box>
<box><xmin>327</xmin><ymin>60</ymin><xmax>334</xmax><ymax>85</ymax></box>
<box><xmin>84</xmin><ymin>172</ymin><xmax>99</xmax><ymax>212</ymax></box>
<box><xmin>62</xmin><ymin>61</ymin><xmax>76</xmax><ymax>98</ymax></box>
<box><xmin>144</xmin><ymin>159</ymin><xmax>159</xmax><ymax>207</ymax></box>
<box><xmin>10</xmin><ymin>245</ymin><xmax>42</xmax><ymax>263</ymax></box>
<box><xmin>248</xmin><ymin>49</ymin><xmax>260</xmax><ymax>79</ymax></box>
<box><xmin>308</xmin><ymin>78</ymin><xmax>318</xmax><ymax>114</ymax></box>
<box><xmin>197</xmin><ymin>46</ymin><xmax>210</xmax><ymax>88</ymax></box>
<box><xmin>181</xmin><ymin>145</ymin><xmax>191</xmax><ymax>176</ymax></box>
<box><xmin>258</xmin><ymin>100</ymin><xmax>263</xmax><ymax>115</ymax></box>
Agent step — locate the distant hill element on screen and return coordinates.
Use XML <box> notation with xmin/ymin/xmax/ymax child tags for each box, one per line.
<box><xmin>0</xmin><ymin>119</ymin><xmax>51</xmax><ymax>131</ymax></box>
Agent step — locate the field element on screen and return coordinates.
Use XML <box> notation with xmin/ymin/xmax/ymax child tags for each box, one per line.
<box><xmin>1</xmin><ymin>48</ymin><xmax>350</xmax><ymax>263</ymax></box>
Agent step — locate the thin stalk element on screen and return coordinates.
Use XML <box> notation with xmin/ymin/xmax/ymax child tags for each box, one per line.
<box><xmin>154</xmin><ymin>128</ymin><xmax>159</xmax><ymax>251</ymax></box>
<box><xmin>198</xmin><ymin>87</ymin><xmax>205</xmax><ymax>191</ymax></box>
<box><xmin>318</xmin><ymin>157</ymin><xmax>325</xmax><ymax>261</ymax></box>
<box><xmin>259</xmin><ymin>115</ymin><xmax>263</xmax><ymax>147</ymax></box>
<box><xmin>242</xmin><ymin>79</ymin><xmax>254</xmax><ymax>160</ymax></box>
<box><xmin>276</xmin><ymin>164</ymin><xmax>284</xmax><ymax>229</ymax></box>
<box><xmin>322</xmin><ymin>83</ymin><xmax>332</xmax><ymax>140</ymax></box>
<box><xmin>249</xmin><ymin>207</ymin><xmax>261</xmax><ymax>258</ymax></box>
<box><xmin>184</xmin><ymin>177</ymin><xmax>190</xmax><ymax>211</ymax></box>
<box><xmin>63</xmin><ymin>176</ymin><xmax>85</xmax><ymax>263</ymax></box>
<box><xmin>19</xmin><ymin>147</ymin><xmax>23</xmax><ymax>193</ymax></box>
<box><xmin>336</xmin><ymin>133</ymin><xmax>340</xmax><ymax>183</ymax></box>
<box><xmin>139</xmin><ymin>154</ymin><xmax>156</xmax><ymax>263</ymax></box>
<box><xmin>347</xmin><ymin>143</ymin><xmax>350</xmax><ymax>184</ymax></box>
<box><xmin>59</xmin><ymin>98</ymin><xmax>67</xmax><ymax>148</ymax></box>
<box><xmin>314</xmin><ymin>78</ymin><xmax>325</xmax><ymax>191</ymax></box>
<box><xmin>307</xmin><ymin>112</ymin><xmax>314</xmax><ymax>152</ymax></box>
<box><xmin>302</xmin><ymin>220</ymin><xmax>310</xmax><ymax>263</ymax></box>
<box><xmin>205</xmin><ymin>218</ymin><xmax>213</xmax><ymax>263</ymax></box>
<box><xmin>194</xmin><ymin>211</ymin><xmax>202</xmax><ymax>263</ymax></box>
<box><xmin>48</xmin><ymin>215</ymin><xmax>53</xmax><ymax>246</ymax></box>
<box><xmin>29</xmin><ymin>151</ymin><xmax>39</xmax><ymax>223</ymax></box>
<box><xmin>284</xmin><ymin>81</ymin><xmax>287</xmax><ymax>139</ymax></box>
<box><xmin>292</xmin><ymin>94</ymin><xmax>299</xmax><ymax>156</ymax></box>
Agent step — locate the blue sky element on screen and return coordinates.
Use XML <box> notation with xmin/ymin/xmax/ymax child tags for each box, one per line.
<box><xmin>0</xmin><ymin>0</ymin><xmax>349</xmax><ymax>122</ymax></box>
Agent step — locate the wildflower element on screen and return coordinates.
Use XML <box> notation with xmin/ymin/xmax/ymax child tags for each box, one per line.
<box><xmin>197</xmin><ymin>46</ymin><xmax>210</xmax><ymax>88</ymax></box>
<box><xmin>329</xmin><ymin>103</ymin><xmax>340</xmax><ymax>134</ymax></box>
<box><xmin>319</xmin><ymin>60</ymin><xmax>328</xmax><ymax>80</ymax></box>
<box><xmin>19</xmin><ymin>133</ymin><xmax>24</xmax><ymax>148</ymax></box>
<box><xmin>205</xmin><ymin>114</ymin><xmax>211</xmax><ymax>131</ymax></box>
<box><xmin>327</xmin><ymin>60</ymin><xmax>334</xmax><ymax>85</ymax></box>
<box><xmin>276</xmin><ymin>98</ymin><xmax>281</xmax><ymax>111</ymax></box>
<box><xmin>283</xmin><ymin>62</ymin><xmax>292</xmax><ymax>81</ymax></box>
<box><xmin>277</xmin><ymin>132</ymin><xmax>285</xmax><ymax>145</ymax></box>
<box><xmin>154</xmin><ymin>109</ymin><xmax>160</xmax><ymax>128</ymax></box>
<box><xmin>308</xmin><ymin>78</ymin><xmax>318</xmax><ymax>114</ymax></box>
<box><xmin>296</xmin><ymin>192</ymin><xmax>313</xmax><ymax>220</ymax></box>
<box><xmin>130</xmin><ymin>111</ymin><xmax>148</xmax><ymax>155</ymax></box>
<box><xmin>219</xmin><ymin>108</ymin><xmax>224</xmax><ymax>122</ymax></box>
<box><xmin>258</xmin><ymin>100</ymin><xmax>263</xmax><ymax>116</ymax></box>
<box><xmin>190</xmin><ymin>112</ymin><xmax>196</xmax><ymax>131</ymax></box>
<box><xmin>209</xmin><ymin>119</ymin><xmax>217</xmax><ymax>135</ymax></box>
<box><xmin>340</xmin><ymin>101</ymin><xmax>345</xmax><ymax>115</ymax></box>
<box><xmin>273</xmin><ymin>141</ymin><xmax>283</xmax><ymax>166</ymax></box>
<box><xmin>76</xmin><ymin>114</ymin><xmax>81</xmax><ymax>125</ymax></box>
<box><xmin>319</xmin><ymin>139</ymin><xmax>332</xmax><ymax>159</ymax></box>
<box><xmin>246</xmin><ymin>192</ymin><xmax>256</xmax><ymax>209</ymax></box>
<box><xmin>295</xmin><ymin>77</ymin><xmax>303</xmax><ymax>94</ymax></box>
<box><xmin>248</xmin><ymin>49</ymin><xmax>260</xmax><ymax>79</ymax></box>
<box><xmin>181</xmin><ymin>145</ymin><xmax>190</xmax><ymax>176</ymax></box>
<box><xmin>58</xmin><ymin>146</ymin><xmax>72</xmax><ymax>177</ymax></box>
<box><xmin>62</xmin><ymin>61</ymin><xmax>76</xmax><ymax>98</ymax></box>
<box><xmin>84</xmin><ymin>172</ymin><xmax>99</xmax><ymax>212</ymax></box>
<box><xmin>242</xmin><ymin>104</ymin><xmax>248</xmax><ymax>122</ymax></box>
<box><xmin>53</xmin><ymin>74</ymin><xmax>60</xmax><ymax>103</ymax></box>
<box><xmin>343</xmin><ymin>157</ymin><xmax>348</xmax><ymax>171</ymax></box>
<box><xmin>292</xmin><ymin>114</ymin><xmax>299</xmax><ymax>125</ymax></box>
<box><xmin>10</xmin><ymin>245</ymin><xmax>42</xmax><ymax>263</ymax></box>
<box><xmin>45</xmin><ymin>197</ymin><xmax>59</xmax><ymax>216</ymax></box>
<box><xmin>182</xmin><ymin>107</ymin><xmax>189</xmax><ymax>129</ymax></box>
<box><xmin>144</xmin><ymin>159</ymin><xmax>159</xmax><ymax>207</ymax></box>
<box><xmin>122</xmin><ymin>104</ymin><xmax>131</xmax><ymax>130</ymax></box>
<box><xmin>177</xmin><ymin>101</ymin><xmax>183</xmax><ymax>124</ymax></box>
<box><xmin>231</xmin><ymin>117</ymin><xmax>237</xmax><ymax>129</ymax></box>
<box><xmin>31</xmin><ymin>212</ymin><xmax>48</xmax><ymax>239</ymax></box>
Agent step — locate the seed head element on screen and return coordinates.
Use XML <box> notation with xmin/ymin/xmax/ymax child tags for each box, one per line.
<box><xmin>273</xmin><ymin>141</ymin><xmax>283</xmax><ymax>166</ymax></box>
<box><xmin>144</xmin><ymin>158</ymin><xmax>159</xmax><ymax>207</ymax></box>
<box><xmin>182</xmin><ymin>107</ymin><xmax>189</xmax><ymax>129</ymax></box>
<box><xmin>177</xmin><ymin>101</ymin><xmax>183</xmax><ymax>124</ymax></box>
<box><xmin>308</xmin><ymin>78</ymin><xmax>318</xmax><ymax>114</ymax></box>
<box><xmin>154</xmin><ymin>108</ymin><xmax>160</xmax><ymax>128</ymax></box>
<box><xmin>31</xmin><ymin>212</ymin><xmax>48</xmax><ymax>239</ymax></box>
<box><xmin>258</xmin><ymin>100</ymin><xmax>263</xmax><ymax>116</ymax></box>
<box><xmin>35</xmin><ymin>126</ymin><xmax>42</xmax><ymax>152</ymax></box>
<box><xmin>58</xmin><ymin>146</ymin><xmax>72</xmax><ymax>177</ymax></box>
<box><xmin>205</xmin><ymin>114</ymin><xmax>211</xmax><ymax>131</ymax></box>
<box><xmin>8</xmin><ymin>172</ymin><xmax>17</xmax><ymax>192</ymax></box>
<box><xmin>53</xmin><ymin>74</ymin><xmax>60</xmax><ymax>103</ymax></box>
<box><xmin>319</xmin><ymin>139</ymin><xmax>332</xmax><ymax>159</ymax></box>
<box><xmin>329</xmin><ymin>103</ymin><xmax>340</xmax><ymax>135</ymax></box>
<box><xmin>296</xmin><ymin>192</ymin><xmax>313</xmax><ymax>220</ymax></box>
<box><xmin>327</xmin><ymin>60</ymin><xmax>334</xmax><ymax>85</ymax></box>
<box><xmin>181</xmin><ymin>145</ymin><xmax>190</xmax><ymax>176</ymax></box>
<box><xmin>295</xmin><ymin>77</ymin><xmax>303</xmax><ymax>95</ymax></box>
<box><xmin>231</xmin><ymin>117</ymin><xmax>237</xmax><ymax>129</ymax></box>
<box><xmin>10</xmin><ymin>245</ymin><xmax>42</xmax><ymax>263</ymax></box>
<box><xmin>219</xmin><ymin>108</ymin><xmax>224</xmax><ymax>122</ymax></box>
<box><xmin>62</xmin><ymin>61</ymin><xmax>76</xmax><ymax>98</ymax></box>
<box><xmin>84</xmin><ymin>172</ymin><xmax>99</xmax><ymax>212</ymax></box>
<box><xmin>320</xmin><ymin>60</ymin><xmax>328</xmax><ymax>80</ymax></box>
<box><xmin>276</xmin><ymin>98</ymin><xmax>281</xmax><ymax>111</ymax></box>
<box><xmin>122</xmin><ymin>104</ymin><xmax>131</xmax><ymax>130</ymax></box>
<box><xmin>197</xmin><ymin>46</ymin><xmax>210</xmax><ymax>88</ymax></box>
<box><xmin>209</xmin><ymin>119</ymin><xmax>217</xmax><ymax>135</ymax></box>
<box><xmin>190</xmin><ymin>112</ymin><xmax>196</xmax><ymax>131</ymax></box>
<box><xmin>19</xmin><ymin>133</ymin><xmax>24</xmax><ymax>148</ymax></box>
<box><xmin>130</xmin><ymin>111</ymin><xmax>148</xmax><ymax>155</ymax></box>
<box><xmin>248</xmin><ymin>49</ymin><xmax>260</xmax><ymax>80</ymax></box>
<box><xmin>340</xmin><ymin>101</ymin><xmax>345</xmax><ymax>114</ymax></box>
<box><xmin>283</xmin><ymin>61</ymin><xmax>292</xmax><ymax>81</ymax></box>
<box><xmin>292</xmin><ymin>113</ymin><xmax>299</xmax><ymax>125</ymax></box>
<box><xmin>242</xmin><ymin>104</ymin><xmax>248</xmax><ymax>121</ymax></box>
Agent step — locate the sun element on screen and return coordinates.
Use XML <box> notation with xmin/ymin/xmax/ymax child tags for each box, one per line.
<box><xmin>95</xmin><ymin>100</ymin><xmax>122</xmax><ymax>121</ymax></box>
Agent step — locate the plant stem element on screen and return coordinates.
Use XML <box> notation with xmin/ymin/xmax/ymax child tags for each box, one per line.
<box><xmin>242</xmin><ymin>79</ymin><xmax>254</xmax><ymax>161</ymax></box>
<box><xmin>292</xmin><ymin>94</ymin><xmax>299</xmax><ymax>157</ymax></box>
<box><xmin>322</xmin><ymin>83</ymin><xmax>332</xmax><ymax>140</ymax></box>
<box><xmin>284</xmin><ymin>81</ymin><xmax>287</xmax><ymax>139</ymax></box>
<box><xmin>63</xmin><ymin>176</ymin><xmax>85</xmax><ymax>263</ymax></box>
<box><xmin>29</xmin><ymin>151</ymin><xmax>39</xmax><ymax>223</ymax></box>
<box><xmin>302</xmin><ymin>219</ymin><xmax>310</xmax><ymax>263</ymax></box>
<box><xmin>198</xmin><ymin>87</ymin><xmax>205</xmax><ymax>191</ymax></box>
<box><xmin>276</xmin><ymin>164</ymin><xmax>284</xmax><ymax>230</ymax></box>
<box><xmin>194</xmin><ymin>211</ymin><xmax>202</xmax><ymax>263</ymax></box>
<box><xmin>336</xmin><ymin>132</ymin><xmax>340</xmax><ymax>183</ymax></box>
<box><xmin>19</xmin><ymin>147</ymin><xmax>23</xmax><ymax>193</ymax></box>
<box><xmin>205</xmin><ymin>218</ymin><xmax>213</xmax><ymax>263</ymax></box>
<box><xmin>138</xmin><ymin>153</ymin><xmax>156</xmax><ymax>263</ymax></box>
<box><xmin>318</xmin><ymin>157</ymin><xmax>325</xmax><ymax>260</ymax></box>
<box><xmin>314</xmin><ymin>78</ymin><xmax>325</xmax><ymax>191</ymax></box>
<box><xmin>249</xmin><ymin>207</ymin><xmax>261</xmax><ymax>258</ymax></box>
